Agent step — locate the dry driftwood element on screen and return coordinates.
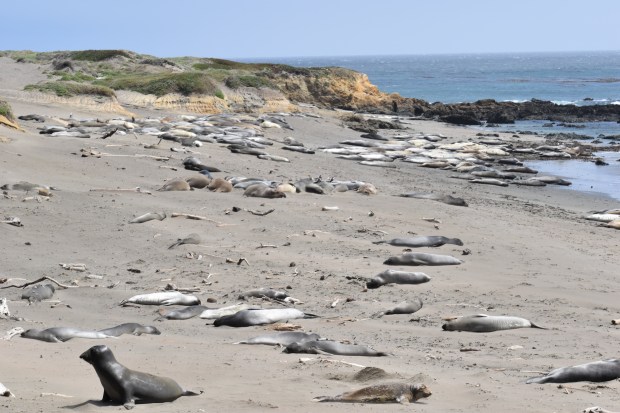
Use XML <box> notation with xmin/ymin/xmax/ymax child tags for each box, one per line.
<box><xmin>0</xmin><ymin>276</ymin><xmax>77</xmax><ymax>290</ymax></box>
<box><xmin>89</xmin><ymin>187</ymin><xmax>152</xmax><ymax>195</ymax></box>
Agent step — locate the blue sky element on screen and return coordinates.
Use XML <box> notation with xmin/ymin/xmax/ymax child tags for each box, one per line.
<box><xmin>2</xmin><ymin>0</ymin><xmax>619</xmax><ymax>59</ymax></box>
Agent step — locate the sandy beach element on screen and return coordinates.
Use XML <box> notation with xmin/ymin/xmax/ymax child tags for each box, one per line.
<box><xmin>1</xmin><ymin>60</ymin><xmax>619</xmax><ymax>413</ymax></box>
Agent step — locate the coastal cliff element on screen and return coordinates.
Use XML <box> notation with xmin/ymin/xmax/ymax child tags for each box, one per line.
<box><xmin>1</xmin><ymin>49</ymin><xmax>619</xmax><ymax>123</ymax></box>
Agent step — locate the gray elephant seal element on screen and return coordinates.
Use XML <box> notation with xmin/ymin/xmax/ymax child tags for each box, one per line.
<box><xmin>384</xmin><ymin>252</ymin><xmax>462</xmax><ymax>266</ymax></box>
<box><xmin>399</xmin><ymin>192</ymin><xmax>468</xmax><ymax>207</ymax></box>
<box><xmin>21</xmin><ymin>327</ymin><xmax>111</xmax><ymax>343</ymax></box>
<box><xmin>157</xmin><ymin>305</ymin><xmax>209</xmax><ymax>320</ymax></box>
<box><xmin>80</xmin><ymin>345</ymin><xmax>201</xmax><ymax>409</ymax></box>
<box><xmin>372</xmin><ymin>298</ymin><xmax>423</xmax><ymax>318</ymax></box>
<box><xmin>243</xmin><ymin>183</ymin><xmax>286</xmax><ymax>198</ymax></box>
<box><xmin>21</xmin><ymin>283</ymin><xmax>55</xmax><ymax>302</ymax></box>
<box><xmin>199</xmin><ymin>303</ymin><xmax>258</xmax><ymax>319</ymax></box>
<box><xmin>442</xmin><ymin>314</ymin><xmax>545</xmax><ymax>332</ymax></box>
<box><xmin>314</xmin><ymin>383</ymin><xmax>432</xmax><ymax>404</ymax></box>
<box><xmin>213</xmin><ymin>308</ymin><xmax>318</xmax><ymax>327</ymax></box>
<box><xmin>284</xmin><ymin>340</ymin><xmax>388</xmax><ymax>357</ymax></box>
<box><xmin>121</xmin><ymin>292</ymin><xmax>201</xmax><ymax>306</ymax></box>
<box><xmin>168</xmin><ymin>233</ymin><xmax>201</xmax><ymax>249</ymax></box>
<box><xmin>98</xmin><ymin>323</ymin><xmax>161</xmax><ymax>337</ymax></box>
<box><xmin>526</xmin><ymin>359</ymin><xmax>620</xmax><ymax>384</ymax></box>
<box><xmin>374</xmin><ymin>236</ymin><xmax>463</xmax><ymax>248</ymax></box>
<box><xmin>234</xmin><ymin>331</ymin><xmax>321</xmax><ymax>346</ymax></box>
<box><xmin>367</xmin><ymin>270</ymin><xmax>430</xmax><ymax>289</ymax></box>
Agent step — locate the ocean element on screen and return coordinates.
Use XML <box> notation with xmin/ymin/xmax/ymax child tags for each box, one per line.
<box><xmin>241</xmin><ymin>52</ymin><xmax>620</xmax><ymax>201</ymax></box>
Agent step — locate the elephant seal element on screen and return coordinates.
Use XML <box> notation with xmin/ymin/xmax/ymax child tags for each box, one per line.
<box><xmin>372</xmin><ymin>298</ymin><xmax>423</xmax><ymax>318</ymax></box>
<box><xmin>213</xmin><ymin>308</ymin><xmax>318</xmax><ymax>327</ymax></box>
<box><xmin>98</xmin><ymin>323</ymin><xmax>161</xmax><ymax>337</ymax></box>
<box><xmin>284</xmin><ymin>340</ymin><xmax>388</xmax><ymax>357</ymax></box>
<box><xmin>21</xmin><ymin>283</ymin><xmax>55</xmax><ymax>302</ymax></box>
<box><xmin>183</xmin><ymin>156</ymin><xmax>220</xmax><ymax>172</ymax></box>
<box><xmin>469</xmin><ymin>178</ymin><xmax>509</xmax><ymax>187</ymax></box>
<box><xmin>243</xmin><ymin>183</ymin><xmax>286</xmax><ymax>198</ymax></box>
<box><xmin>21</xmin><ymin>327</ymin><xmax>112</xmax><ymax>343</ymax></box>
<box><xmin>80</xmin><ymin>345</ymin><xmax>201</xmax><ymax>409</ymax></box>
<box><xmin>399</xmin><ymin>192</ymin><xmax>468</xmax><ymax>207</ymax></box>
<box><xmin>314</xmin><ymin>382</ymin><xmax>431</xmax><ymax>404</ymax></box>
<box><xmin>158</xmin><ymin>179</ymin><xmax>190</xmax><ymax>191</ymax></box>
<box><xmin>374</xmin><ymin>236</ymin><xmax>463</xmax><ymax>248</ymax></box>
<box><xmin>168</xmin><ymin>233</ymin><xmax>201</xmax><ymax>249</ymax></box>
<box><xmin>238</xmin><ymin>288</ymin><xmax>300</xmax><ymax>303</ymax></box>
<box><xmin>367</xmin><ymin>270</ymin><xmax>430</xmax><ymax>289</ymax></box>
<box><xmin>384</xmin><ymin>252</ymin><xmax>462</xmax><ymax>266</ymax></box>
<box><xmin>199</xmin><ymin>303</ymin><xmax>258</xmax><ymax>319</ymax></box>
<box><xmin>442</xmin><ymin>314</ymin><xmax>545</xmax><ymax>332</ymax></box>
<box><xmin>526</xmin><ymin>359</ymin><xmax>620</xmax><ymax>384</ymax></box>
<box><xmin>531</xmin><ymin>175</ymin><xmax>572</xmax><ymax>186</ymax></box>
<box><xmin>207</xmin><ymin>177</ymin><xmax>233</xmax><ymax>192</ymax></box>
<box><xmin>234</xmin><ymin>331</ymin><xmax>321</xmax><ymax>346</ymax></box>
<box><xmin>185</xmin><ymin>175</ymin><xmax>211</xmax><ymax>189</ymax></box>
<box><xmin>157</xmin><ymin>305</ymin><xmax>209</xmax><ymax>320</ymax></box>
<box><xmin>276</xmin><ymin>183</ymin><xmax>298</xmax><ymax>194</ymax></box>
<box><xmin>357</xmin><ymin>183</ymin><xmax>378</xmax><ymax>195</ymax></box>
<box><xmin>129</xmin><ymin>212</ymin><xmax>166</xmax><ymax>224</ymax></box>
<box><xmin>121</xmin><ymin>292</ymin><xmax>200</xmax><ymax>306</ymax></box>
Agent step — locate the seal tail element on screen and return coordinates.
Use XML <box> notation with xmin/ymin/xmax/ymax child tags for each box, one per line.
<box><xmin>313</xmin><ymin>396</ymin><xmax>338</xmax><ymax>402</ymax></box>
<box><xmin>303</xmin><ymin>313</ymin><xmax>320</xmax><ymax>319</ymax></box>
<box><xmin>525</xmin><ymin>376</ymin><xmax>549</xmax><ymax>384</ymax></box>
<box><xmin>372</xmin><ymin>240</ymin><xmax>387</xmax><ymax>244</ymax></box>
<box><xmin>530</xmin><ymin>322</ymin><xmax>547</xmax><ymax>330</ymax></box>
<box><xmin>183</xmin><ymin>390</ymin><xmax>203</xmax><ymax>396</ymax></box>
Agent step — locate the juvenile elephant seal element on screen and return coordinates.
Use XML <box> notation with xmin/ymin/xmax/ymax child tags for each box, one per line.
<box><xmin>185</xmin><ymin>174</ymin><xmax>211</xmax><ymax>189</ymax></box>
<box><xmin>80</xmin><ymin>345</ymin><xmax>201</xmax><ymax>409</ymax></box>
<box><xmin>526</xmin><ymin>359</ymin><xmax>620</xmax><ymax>384</ymax></box>
<box><xmin>213</xmin><ymin>308</ymin><xmax>318</xmax><ymax>327</ymax></box>
<box><xmin>238</xmin><ymin>288</ymin><xmax>300</xmax><ymax>303</ymax></box>
<box><xmin>442</xmin><ymin>314</ymin><xmax>545</xmax><ymax>332</ymax></box>
<box><xmin>384</xmin><ymin>252</ymin><xmax>462</xmax><ymax>266</ymax></box>
<box><xmin>98</xmin><ymin>323</ymin><xmax>161</xmax><ymax>337</ymax></box>
<box><xmin>314</xmin><ymin>382</ymin><xmax>431</xmax><ymax>404</ymax></box>
<box><xmin>183</xmin><ymin>156</ymin><xmax>220</xmax><ymax>172</ymax></box>
<box><xmin>158</xmin><ymin>179</ymin><xmax>190</xmax><ymax>191</ymax></box>
<box><xmin>121</xmin><ymin>292</ymin><xmax>200</xmax><ymax>306</ymax></box>
<box><xmin>284</xmin><ymin>340</ymin><xmax>388</xmax><ymax>357</ymax></box>
<box><xmin>357</xmin><ymin>183</ymin><xmax>378</xmax><ymax>195</ymax></box>
<box><xmin>243</xmin><ymin>183</ymin><xmax>286</xmax><ymax>198</ymax></box>
<box><xmin>367</xmin><ymin>270</ymin><xmax>430</xmax><ymax>289</ymax></box>
<box><xmin>168</xmin><ymin>233</ymin><xmax>201</xmax><ymax>249</ymax></box>
<box><xmin>234</xmin><ymin>331</ymin><xmax>320</xmax><ymax>346</ymax></box>
<box><xmin>372</xmin><ymin>298</ymin><xmax>423</xmax><ymax>318</ymax></box>
<box><xmin>207</xmin><ymin>177</ymin><xmax>233</xmax><ymax>192</ymax></box>
<box><xmin>21</xmin><ymin>327</ymin><xmax>111</xmax><ymax>343</ymax></box>
<box><xmin>129</xmin><ymin>212</ymin><xmax>166</xmax><ymax>224</ymax></box>
<box><xmin>157</xmin><ymin>305</ymin><xmax>209</xmax><ymax>320</ymax></box>
<box><xmin>374</xmin><ymin>236</ymin><xmax>463</xmax><ymax>248</ymax></box>
<box><xmin>21</xmin><ymin>283</ymin><xmax>55</xmax><ymax>302</ymax></box>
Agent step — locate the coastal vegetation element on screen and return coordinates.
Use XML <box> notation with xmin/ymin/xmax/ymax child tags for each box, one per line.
<box><xmin>24</xmin><ymin>81</ymin><xmax>115</xmax><ymax>98</ymax></box>
<box><xmin>0</xmin><ymin>99</ymin><xmax>15</xmax><ymax>120</ymax></box>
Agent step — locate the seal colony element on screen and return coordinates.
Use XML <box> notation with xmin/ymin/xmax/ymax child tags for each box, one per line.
<box><xmin>1</xmin><ymin>60</ymin><xmax>619</xmax><ymax>412</ymax></box>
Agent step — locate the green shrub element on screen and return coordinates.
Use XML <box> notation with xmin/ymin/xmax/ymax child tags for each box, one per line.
<box><xmin>24</xmin><ymin>81</ymin><xmax>116</xmax><ymax>98</ymax></box>
<box><xmin>214</xmin><ymin>90</ymin><xmax>225</xmax><ymax>99</ymax></box>
<box><xmin>98</xmin><ymin>72</ymin><xmax>219</xmax><ymax>97</ymax></box>
<box><xmin>71</xmin><ymin>50</ymin><xmax>131</xmax><ymax>62</ymax></box>
<box><xmin>0</xmin><ymin>99</ymin><xmax>15</xmax><ymax>120</ymax></box>
<box><xmin>52</xmin><ymin>71</ymin><xmax>95</xmax><ymax>82</ymax></box>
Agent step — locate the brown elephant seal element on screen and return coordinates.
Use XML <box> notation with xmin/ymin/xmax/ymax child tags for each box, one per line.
<box><xmin>284</xmin><ymin>340</ymin><xmax>388</xmax><ymax>357</ymax></box>
<box><xmin>383</xmin><ymin>252</ymin><xmax>462</xmax><ymax>266</ymax></box>
<box><xmin>234</xmin><ymin>331</ymin><xmax>321</xmax><ymax>346</ymax></box>
<box><xmin>372</xmin><ymin>298</ymin><xmax>423</xmax><ymax>318</ymax></box>
<box><xmin>276</xmin><ymin>183</ymin><xmax>298</xmax><ymax>194</ymax></box>
<box><xmin>168</xmin><ymin>233</ymin><xmax>201</xmax><ymax>249</ymax></box>
<box><xmin>80</xmin><ymin>345</ymin><xmax>201</xmax><ymax>409</ymax></box>
<box><xmin>185</xmin><ymin>174</ymin><xmax>211</xmax><ymax>189</ymax></box>
<box><xmin>442</xmin><ymin>314</ymin><xmax>545</xmax><ymax>332</ymax></box>
<box><xmin>357</xmin><ymin>183</ymin><xmax>378</xmax><ymax>195</ymax></box>
<box><xmin>207</xmin><ymin>177</ymin><xmax>233</xmax><ymax>192</ymax></box>
<box><xmin>98</xmin><ymin>323</ymin><xmax>161</xmax><ymax>337</ymax></box>
<box><xmin>213</xmin><ymin>308</ymin><xmax>318</xmax><ymax>327</ymax></box>
<box><xmin>314</xmin><ymin>382</ymin><xmax>431</xmax><ymax>404</ymax></box>
<box><xmin>374</xmin><ymin>235</ymin><xmax>463</xmax><ymax>248</ymax></box>
<box><xmin>21</xmin><ymin>327</ymin><xmax>112</xmax><ymax>343</ymax></box>
<box><xmin>526</xmin><ymin>359</ymin><xmax>620</xmax><ymax>384</ymax></box>
<box><xmin>21</xmin><ymin>283</ymin><xmax>55</xmax><ymax>302</ymax></box>
<box><xmin>367</xmin><ymin>270</ymin><xmax>430</xmax><ymax>289</ymax></box>
<box><xmin>243</xmin><ymin>183</ymin><xmax>286</xmax><ymax>198</ymax></box>
<box><xmin>158</xmin><ymin>179</ymin><xmax>190</xmax><ymax>191</ymax></box>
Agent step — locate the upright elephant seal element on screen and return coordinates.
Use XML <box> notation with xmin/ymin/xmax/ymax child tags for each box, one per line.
<box><xmin>234</xmin><ymin>331</ymin><xmax>320</xmax><ymax>346</ymax></box>
<box><xmin>314</xmin><ymin>382</ymin><xmax>432</xmax><ymax>404</ymax></box>
<box><xmin>367</xmin><ymin>270</ymin><xmax>430</xmax><ymax>289</ymax></box>
<box><xmin>374</xmin><ymin>236</ymin><xmax>463</xmax><ymax>248</ymax></box>
<box><xmin>80</xmin><ymin>345</ymin><xmax>201</xmax><ymax>409</ymax></box>
<box><xmin>21</xmin><ymin>283</ymin><xmax>55</xmax><ymax>302</ymax></box>
<box><xmin>442</xmin><ymin>314</ymin><xmax>545</xmax><ymax>332</ymax></box>
<box><xmin>213</xmin><ymin>308</ymin><xmax>318</xmax><ymax>327</ymax></box>
<box><xmin>526</xmin><ymin>359</ymin><xmax>620</xmax><ymax>384</ymax></box>
<box><xmin>284</xmin><ymin>340</ymin><xmax>388</xmax><ymax>357</ymax></box>
<box><xmin>384</xmin><ymin>252</ymin><xmax>463</xmax><ymax>266</ymax></box>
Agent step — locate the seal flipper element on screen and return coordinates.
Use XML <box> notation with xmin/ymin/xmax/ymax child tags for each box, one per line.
<box><xmin>302</xmin><ymin>313</ymin><xmax>320</xmax><ymax>319</ymax></box>
<box><xmin>101</xmin><ymin>390</ymin><xmax>111</xmax><ymax>402</ymax></box>
<box><xmin>372</xmin><ymin>240</ymin><xmax>387</xmax><ymax>244</ymax></box>
<box><xmin>530</xmin><ymin>322</ymin><xmax>547</xmax><ymax>330</ymax></box>
<box><xmin>525</xmin><ymin>376</ymin><xmax>549</xmax><ymax>384</ymax></box>
<box><xmin>182</xmin><ymin>389</ymin><xmax>203</xmax><ymax>396</ymax></box>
